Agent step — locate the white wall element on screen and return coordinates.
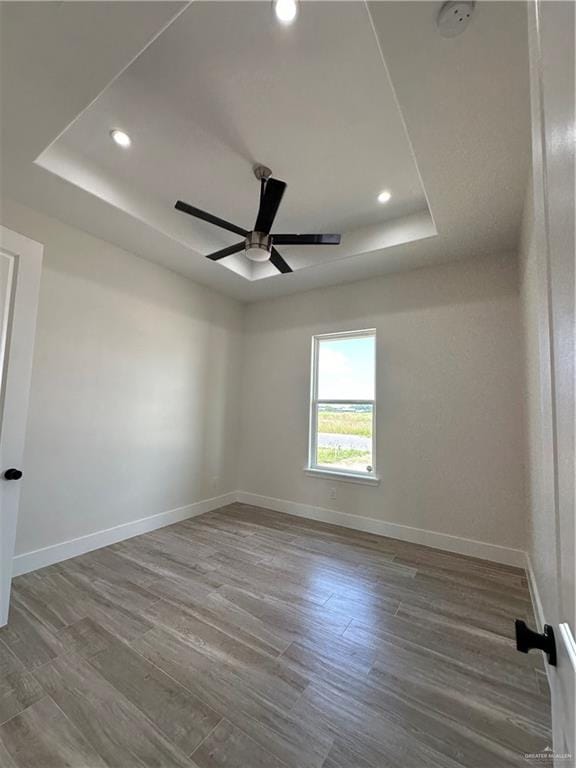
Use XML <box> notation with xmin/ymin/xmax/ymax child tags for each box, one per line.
<box><xmin>1</xmin><ymin>200</ymin><xmax>529</xmax><ymax>567</ymax></box>
<box><xmin>1</xmin><ymin>200</ymin><xmax>243</xmax><ymax>557</ymax></box>
<box><xmin>239</xmin><ymin>253</ymin><xmax>527</xmax><ymax>554</ymax></box>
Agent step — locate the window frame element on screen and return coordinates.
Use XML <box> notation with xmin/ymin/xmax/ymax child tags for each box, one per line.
<box><xmin>307</xmin><ymin>328</ymin><xmax>378</xmax><ymax>482</ymax></box>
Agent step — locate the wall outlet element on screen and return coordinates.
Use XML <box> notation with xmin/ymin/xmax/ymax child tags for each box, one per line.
<box><xmin>328</xmin><ymin>487</ymin><xmax>337</xmax><ymax>501</ymax></box>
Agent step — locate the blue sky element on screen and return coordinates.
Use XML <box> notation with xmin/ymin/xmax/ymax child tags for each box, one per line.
<box><xmin>318</xmin><ymin>335</ymin><xmax>375</xmax><ymax>400</ymax></box>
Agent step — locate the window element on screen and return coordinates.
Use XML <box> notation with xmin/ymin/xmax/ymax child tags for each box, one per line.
<box><xmin>308</xmin><ymin>329</ymin><xmax>376</xmax><ymax>480</ymax></box>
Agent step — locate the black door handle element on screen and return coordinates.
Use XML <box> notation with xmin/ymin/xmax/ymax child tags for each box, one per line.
<box><xmin>3</xmin><ymin>468</ymin><xmax>23</xmax><ymax>481</ymax></box>
<box><xmin>515</xmin><ymin>619</ymin><xmax>557</xmax><ymax>666</ymax></box>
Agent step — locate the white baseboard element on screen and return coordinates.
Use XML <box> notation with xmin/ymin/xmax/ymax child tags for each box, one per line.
<box><xmin>236</xmin><ymin>491</ymin><xmax>526</xmax><ymax>568</ymax></box>
<box><xmin>12</xmin><ymin>492</ymin><xmax>237</xmax><ymax>577</ymax></box>
<box><xmin>12</xmin><ymin>489</ymin><xmax>527</xmax><ymax>576</ymax></box>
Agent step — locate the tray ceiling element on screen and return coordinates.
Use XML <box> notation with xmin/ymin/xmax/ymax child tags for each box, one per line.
<box><xmin>36</xmin><ymin>1</ymin><xmax>434</xmax><ymax>281</ymax></box>
<box><xmin>1</xmin><ymin>1</ymin><xmax>530</xmax><ymax>301</ymax></box>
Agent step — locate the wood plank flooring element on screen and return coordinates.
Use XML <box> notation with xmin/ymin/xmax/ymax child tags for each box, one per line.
<box><xmin>0</xmin><ymin>503</ymin><xmax>551</xmax><ymax>767</ymax></box>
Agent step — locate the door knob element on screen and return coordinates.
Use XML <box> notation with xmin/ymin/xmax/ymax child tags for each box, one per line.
<box><xmin>515</xmin><ymin>619</ymin><xmax>557</xmax><ymax>666</ymax></box>
<box><xmin>3</xmin><ymin>468</ymin><xmax>22</xmax><ymax>481</ymax></box>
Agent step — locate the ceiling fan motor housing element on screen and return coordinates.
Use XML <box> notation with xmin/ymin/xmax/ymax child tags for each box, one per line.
<box><xmin>245</xmin><ymin>230</ymin><xmax>272</xmax><ymax>262</ymax></box>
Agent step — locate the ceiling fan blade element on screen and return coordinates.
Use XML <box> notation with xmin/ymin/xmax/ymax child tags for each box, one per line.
<box><xmin>271</xmin><ymin>234</ymin><xmax>341</xmax><ymax>246</ymax></box>
<box><xmin>175</xmin><ymin>200</ymin><xmax>248</xmax><ymax>237</ymax></box>
<box><xmin>269</xmin><ymin>247</ymin><xmax>293</xmax><ymax>274</ymax></box>
<box><xmin>254</xmin><ymin>179</ymin><xmax>287</xmax><ymax>234</ymax></box>
<box><xmin>205</xmin><ymin>242</ymin><xmax>245</xmax><ymax>261</ymax></box>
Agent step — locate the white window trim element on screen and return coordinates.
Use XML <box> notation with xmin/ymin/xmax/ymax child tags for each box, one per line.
<box><xmin>307</xmin><ymin>328</ymin><xmax>379</xmax><ymax>482</ymax></box>
<box><xmin>303</xmin><ymin>467</ymin><xmax>380</xmax><ymax>485</ymax></box>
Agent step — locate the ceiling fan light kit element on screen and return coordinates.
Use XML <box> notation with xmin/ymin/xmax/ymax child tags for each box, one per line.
<box><xmin>245</xmin><ymin>231</ymin><xmax>271</xmax><ymax>262</ymax></box>
<box><xmin>174</xmin><ymin>164</ymin><xmax>341</xmax><ymax>275</ymax></box>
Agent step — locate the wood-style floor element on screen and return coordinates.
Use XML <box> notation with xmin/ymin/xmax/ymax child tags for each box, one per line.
<box><xmin>0</xmin><ymin>503</ymin><xmax>551</xmax><ymax>767</ymax></box>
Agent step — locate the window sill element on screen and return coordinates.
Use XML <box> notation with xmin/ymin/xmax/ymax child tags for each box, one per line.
<box><xmin>304</xmin><ymin>467</ymin><xmax>381</xmax><ymax>486</ymax></box>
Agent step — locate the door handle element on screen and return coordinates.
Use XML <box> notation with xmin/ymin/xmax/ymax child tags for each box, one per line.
<box><xmin>3</xmin><ymin>468</ymin><xmax>23</xmax><ymax>481</ymax></box>
<box><xmin>515</xmin><ymin>619</ymin><xmax>557</xmax><ymax>666</ymax></box>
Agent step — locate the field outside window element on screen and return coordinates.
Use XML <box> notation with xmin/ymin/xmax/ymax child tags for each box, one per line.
<box><xmin>310</xmin><ymin>330</ymin><xmax>376</xmax><ymax>476</ymax></box>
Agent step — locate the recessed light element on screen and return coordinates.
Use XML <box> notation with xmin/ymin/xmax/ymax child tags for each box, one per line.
<box><xmin>274</xmin><ymin>0</ymin><xmax>298</xmax><ymax>24</ymax></box>
<box><xmin>110</xmin><ymin>129</ymin><xmax>131</xmax><ymax>148</ymax></box>
<box><xmin>377</xmin><ymin>190</ymin><xmax>392</xmax><ymax>204</ymax></box>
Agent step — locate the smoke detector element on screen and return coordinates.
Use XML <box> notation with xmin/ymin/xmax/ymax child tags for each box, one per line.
<box><xmin>437</xmin><ymin>1</ymin><xmax>475</xmax><ymax>37</ymax></box>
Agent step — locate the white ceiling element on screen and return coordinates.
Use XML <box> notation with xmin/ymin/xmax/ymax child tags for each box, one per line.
<box><xmin>0</xmin><ymin>1</ymin><xmax>530</xmax><ymax>301</ymax></box>
<box><xmin>37</xmin><ymin>1</ymin><xmax>433</xmax><ymax>282</ymax></box>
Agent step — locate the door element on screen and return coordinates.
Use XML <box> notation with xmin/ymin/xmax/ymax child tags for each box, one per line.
<box><xmin>528</xmin><ymin>1</ymin><xmax>575</xmax><ymax>763</ymax></box>
<box><xmin>0</xmin><ymin>226</ymin><xmax>42</xmax><ymax>626</ymax></box>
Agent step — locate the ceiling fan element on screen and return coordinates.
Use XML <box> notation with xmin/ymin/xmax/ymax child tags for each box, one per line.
<box><xmin>175</xmin><ymin>165</ymin><xmax>341</xmax><ymax>274</ymax></box>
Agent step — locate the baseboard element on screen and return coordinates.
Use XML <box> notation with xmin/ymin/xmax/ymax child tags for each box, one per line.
<box><xmin>12</xmin><ymin>492</ymin><xmax>237</xmax><ymax>577</ymax></box>
<box><xmin>236</xmin><ymin>491</ymin><xmax>526</xmax><ymax>567</ymax></box>
<box><xmin>12</xmin><ymin>489</ymin><xmax>527</xmax><ymax>576</ymax></box>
